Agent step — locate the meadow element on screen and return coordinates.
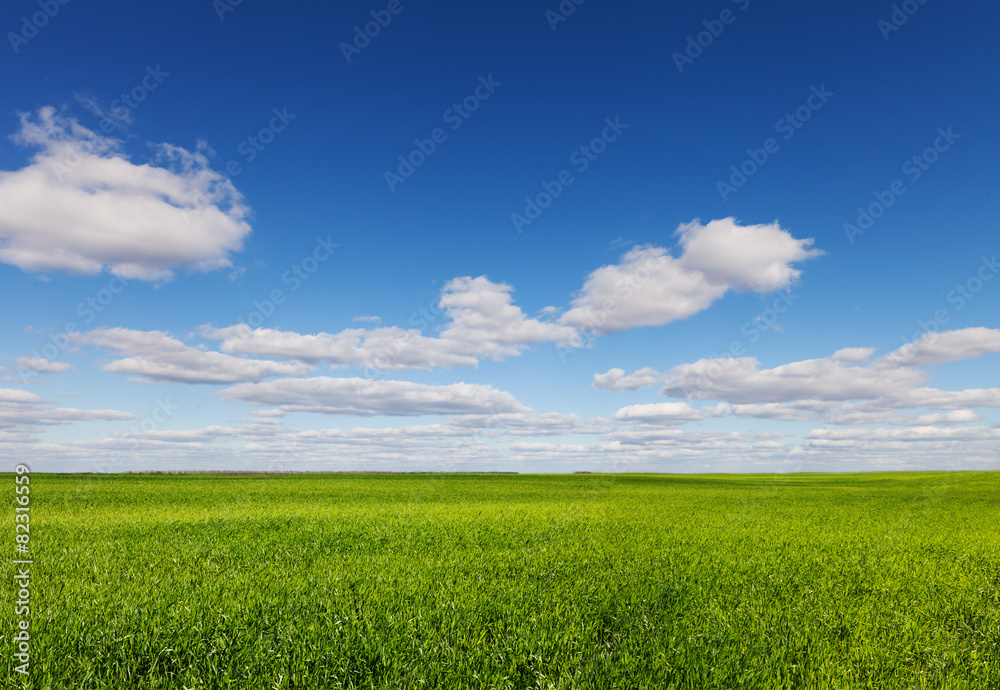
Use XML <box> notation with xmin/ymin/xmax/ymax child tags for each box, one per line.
<box><xmin>2</xmin><ymin>471</ymin><xmax>998</xmax><ymax>689</ymax></box>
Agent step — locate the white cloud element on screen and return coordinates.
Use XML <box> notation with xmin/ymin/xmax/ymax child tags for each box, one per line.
<box><xmin>831</xmin><ymin>347</ymin><xmax>876</xmax><ymax>363</ymax></box>
<box><xmin>447</xmin><ymin>411</ymin><xmax>610</xmax><ymax>436</ymax></box>
<box><xmin>217</xmin><ymin>376</ymin><xmax>528</xmax><ymax>416</ymax></box>
<box><xmin>674</xmin><ymin>218</ymin><xmax>822</xmax><ymax>292</ymax></box>
<box><xmin>0</xmin><ymin>386</ymin><xmax>132</xmax><ymax>436</ymax></box>
<box><xmin>437</xmin><ymin>276</ymin><xmax>581</xmax><ymax>353</ymax></box>
<box><xmin>660</xmin><ymin>355</ymin><xmax>924</xmax><ymax>403</ymax></box>
<box><xmin>606</xmin><ymin>427</ymin><xmax>788</xmax><ymax>449</ymax></box>
<box><xmin>806</xmin><ymin>425</ymin><xmax>1000</xmax><ymax>445</ymax></box>
<box><xmin>72</xmin><ymin>328</ymin><xmax>313</xmax><ymax>384</ymax></box>
<box><xmin>822</xmin><ymin>409</ymin><xmax>983</xmax><ymax>427</ymax></box>
<box><xmin>74</xmin><ymin>91</ymin><xmax>130</xmax><ymax>126</ymax></box>
<box><xmin>609</xmin><ymin>398</ymin><xmax>968</xmax><ymax>428</ymax></box>
<box><xmin>560</xmin><ymin>245</ymin><xmax>726</xmax><ymax>334</ymax></box>
<box><xmin>612</xmin><ymin>401</ymin><xmax>728</xmax><ymax>425</ymax></box>
<box><xmin>560</xmin><ymin>218</ymin><xmax>820</xmax><ymax>334</ymax></box>
<box><xmin>0</xmin><ymin>107</ymin><xmax>250</xmax><ymax>280</ymax></box>
<box><xmin>602</xmin><ymin>328</ymin><xmax>1000</xmax><ymax>431</ymax></box>
<box><xmin>729</xmin><ymin>401</ymin><xmax>834</xmax><ymax>421</ymax></box>
<box><xmin>855</xmin><ymin>387</ymin><xmax>1000</xmax><ymax>411</ymax></box>
<box><xmin>16</xmin><ymin>357</ymin><xmax>73</xmax><ymax>374</ymax></box>
<box><xmin>14</xmin><ymin>407</ymin><xmax>999</xmax><ymax>473</ymax></box>
<box><xmin>107</xmin><ymin>421</ymin><xmax>285</xmax><ymax>445</ymax></box>
<box><xmin>293</xmin><ymin>424</ymin><xmax>473</xmax><ymax>445</ymax></box>
<box><xmin>592</xmin><ymin>367</ymin><xmax>662</xmax><ymax>391</ymax></box>
<box><xmin>603</xmin><ymin>329</ymin><xmax>1000</xmax><ymax>407</ymax></box>
<box><xmin>884</xmin><ymin>327</ymin><xmax>1000</xmax><ymax>367</ymax></box>
<box><xmin>203</xmin><ymin>276</ymin><xmax>581</xmax><ymax>371</ymax></box>
<box><xmin>203</xmin><ymin>325</ymin><xmax>478</xmax><ymax>370</ymax></box>
<box><xmin>0</xmin><ymin>389</ymin><xmax>46</xmax><ymax>404</ymax></box>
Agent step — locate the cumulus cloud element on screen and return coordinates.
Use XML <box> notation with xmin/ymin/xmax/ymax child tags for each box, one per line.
<box><xmin>14</xmin><ymin>404</ymin><xmax>997</xmax><ymax>473</ymax></box>
<box><xmin>592</xmin><ymin>367</ymin><xmax>663</xmax><ymax>391</ymax></box>
<box><xmin>806</xmin><ymin>425</ymin><xmax>1000</xmax><ymax>445</ymax></box>
<box><xmin>559</xmin><ymin>245</ymin><xmax>726</xmax><ymax>334</ymax></box>
<box><xmin>560</xmin><ymin>218</ymin><xmax>821</xmax><ymax>333</ymax></box>
<box><xmin>660</xmin><ymin>355</ymin><xmax>925</xmax><ymax>403</ymax></box>
<box><xmin>822</xmin><ymin>409</ymin><xmax>983</xmax><ymax>427</ymax></box>
<box><xmin>884</xmin><ymin>327</ymin><xmax>1000</xmax><ymax>367</ymax></box>
<box><xmin>0</xmin><ymin>107</ymin><xmax>250</xmax><ymax>280</ymax></box>
<box><xmin>619</xmin><ymin>400</ymin><xmax>982</xmax><ymax>427</ymax></box>
<box><xmin>106</xmin><ymin>421</ymin><xmax>286</xmax><ymax>445</ymax></box>
<box><xmin>293</xmin><ymin>424</ymin><xmax>474</xmax><ymax>445</ymax></box>
<box><xmin>217</xmin><ymin>376</ymin><xmax>529</xmax><ymax>416</ymax></box>
<box><xmin>855</xmin><ymin>387</ymin><xmax>1000</xmax><ymax>411</ymax></box>
<box><xmin>612</xmin><ymin>401</ymin><xmax>728</xmax><ymax>425</ymax></box>
<box><xmin>202</xmin><ymin>325</ymin><xmax>480</xmax><ymax>370</ymax></box>
<box><xmin>447</xmin><ymin>411</ymin><xmax>611</xmax><ymax>436</ymax></box>
<box><xmin>600</xmin><ymin>328</ymin><xmax>1000</xmax><ymax>406</ymax></box>
<box><xmin>437</xmin><ymin>276</ymin><xmax>581</xmax><ymax>353</ymax></box>
<box><xmin>16</xmin><ymin>357</ymin><xmax>73</xmax><ymax>374</ymax></box>
<box><xmin>203</xmin><ymin>276</ymin><xmax>581</xmax><ymax>371</ymax></box>
<box><xmin>729</xmin><ymin>401</ymin><xmax>835</xmax><ymax>421</ymax></box>
<box><xmin>606</xmin><ymin>427</ymin><xmax>788</xmax><ymax>449</ymax></box>
<box><xmin>599</xmin><ymin>328</ymin><xmax>1000</xmax><ymax>429</ymax></box>
<box><xmin>831</xmin><ymin>347</ymin><xmax>876</xmax><ymax>363</ymax></box>
<box><xmin>674</xmin><ymin>218</ymin><xmax>822</xmax><ymax>291</ymax></box>
<box><xmin>71</xmin><ymin>328</ymin><xmax>313</xmax><ymax>384</ymax></box>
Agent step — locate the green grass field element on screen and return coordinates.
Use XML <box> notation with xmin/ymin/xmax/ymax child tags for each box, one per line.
<box><xmin>3</xmin><ymin>472</ymin><xmax>999</xmax><ymax>689</ymax></box>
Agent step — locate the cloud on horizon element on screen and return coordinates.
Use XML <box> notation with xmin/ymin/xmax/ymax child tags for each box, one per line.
<box><xmin>599</xmin><ymin>328</ymin><xmax>1000</xmax><ymax>430</ymax></box>
<box><xmin>217</xmin><ymin>376</ymin><xmax>529</xmax><ymax>416</ymax></box>
<box><xmin>0</xmin><ymin>386</ymin><xmax>133</xmax><ymax>442</ymax></box>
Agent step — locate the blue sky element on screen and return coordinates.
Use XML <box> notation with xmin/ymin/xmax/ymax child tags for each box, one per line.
<box><xmin>1</xmin><ymin>0</ymin><xmax>998</xmax><ymax>473</ymax></box>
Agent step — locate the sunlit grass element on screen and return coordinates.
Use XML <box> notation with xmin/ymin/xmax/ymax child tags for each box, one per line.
<box><xmin>3</xmin><ymin>472</ymin><xmax>998</xmax><ymax>688</ymax></box>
